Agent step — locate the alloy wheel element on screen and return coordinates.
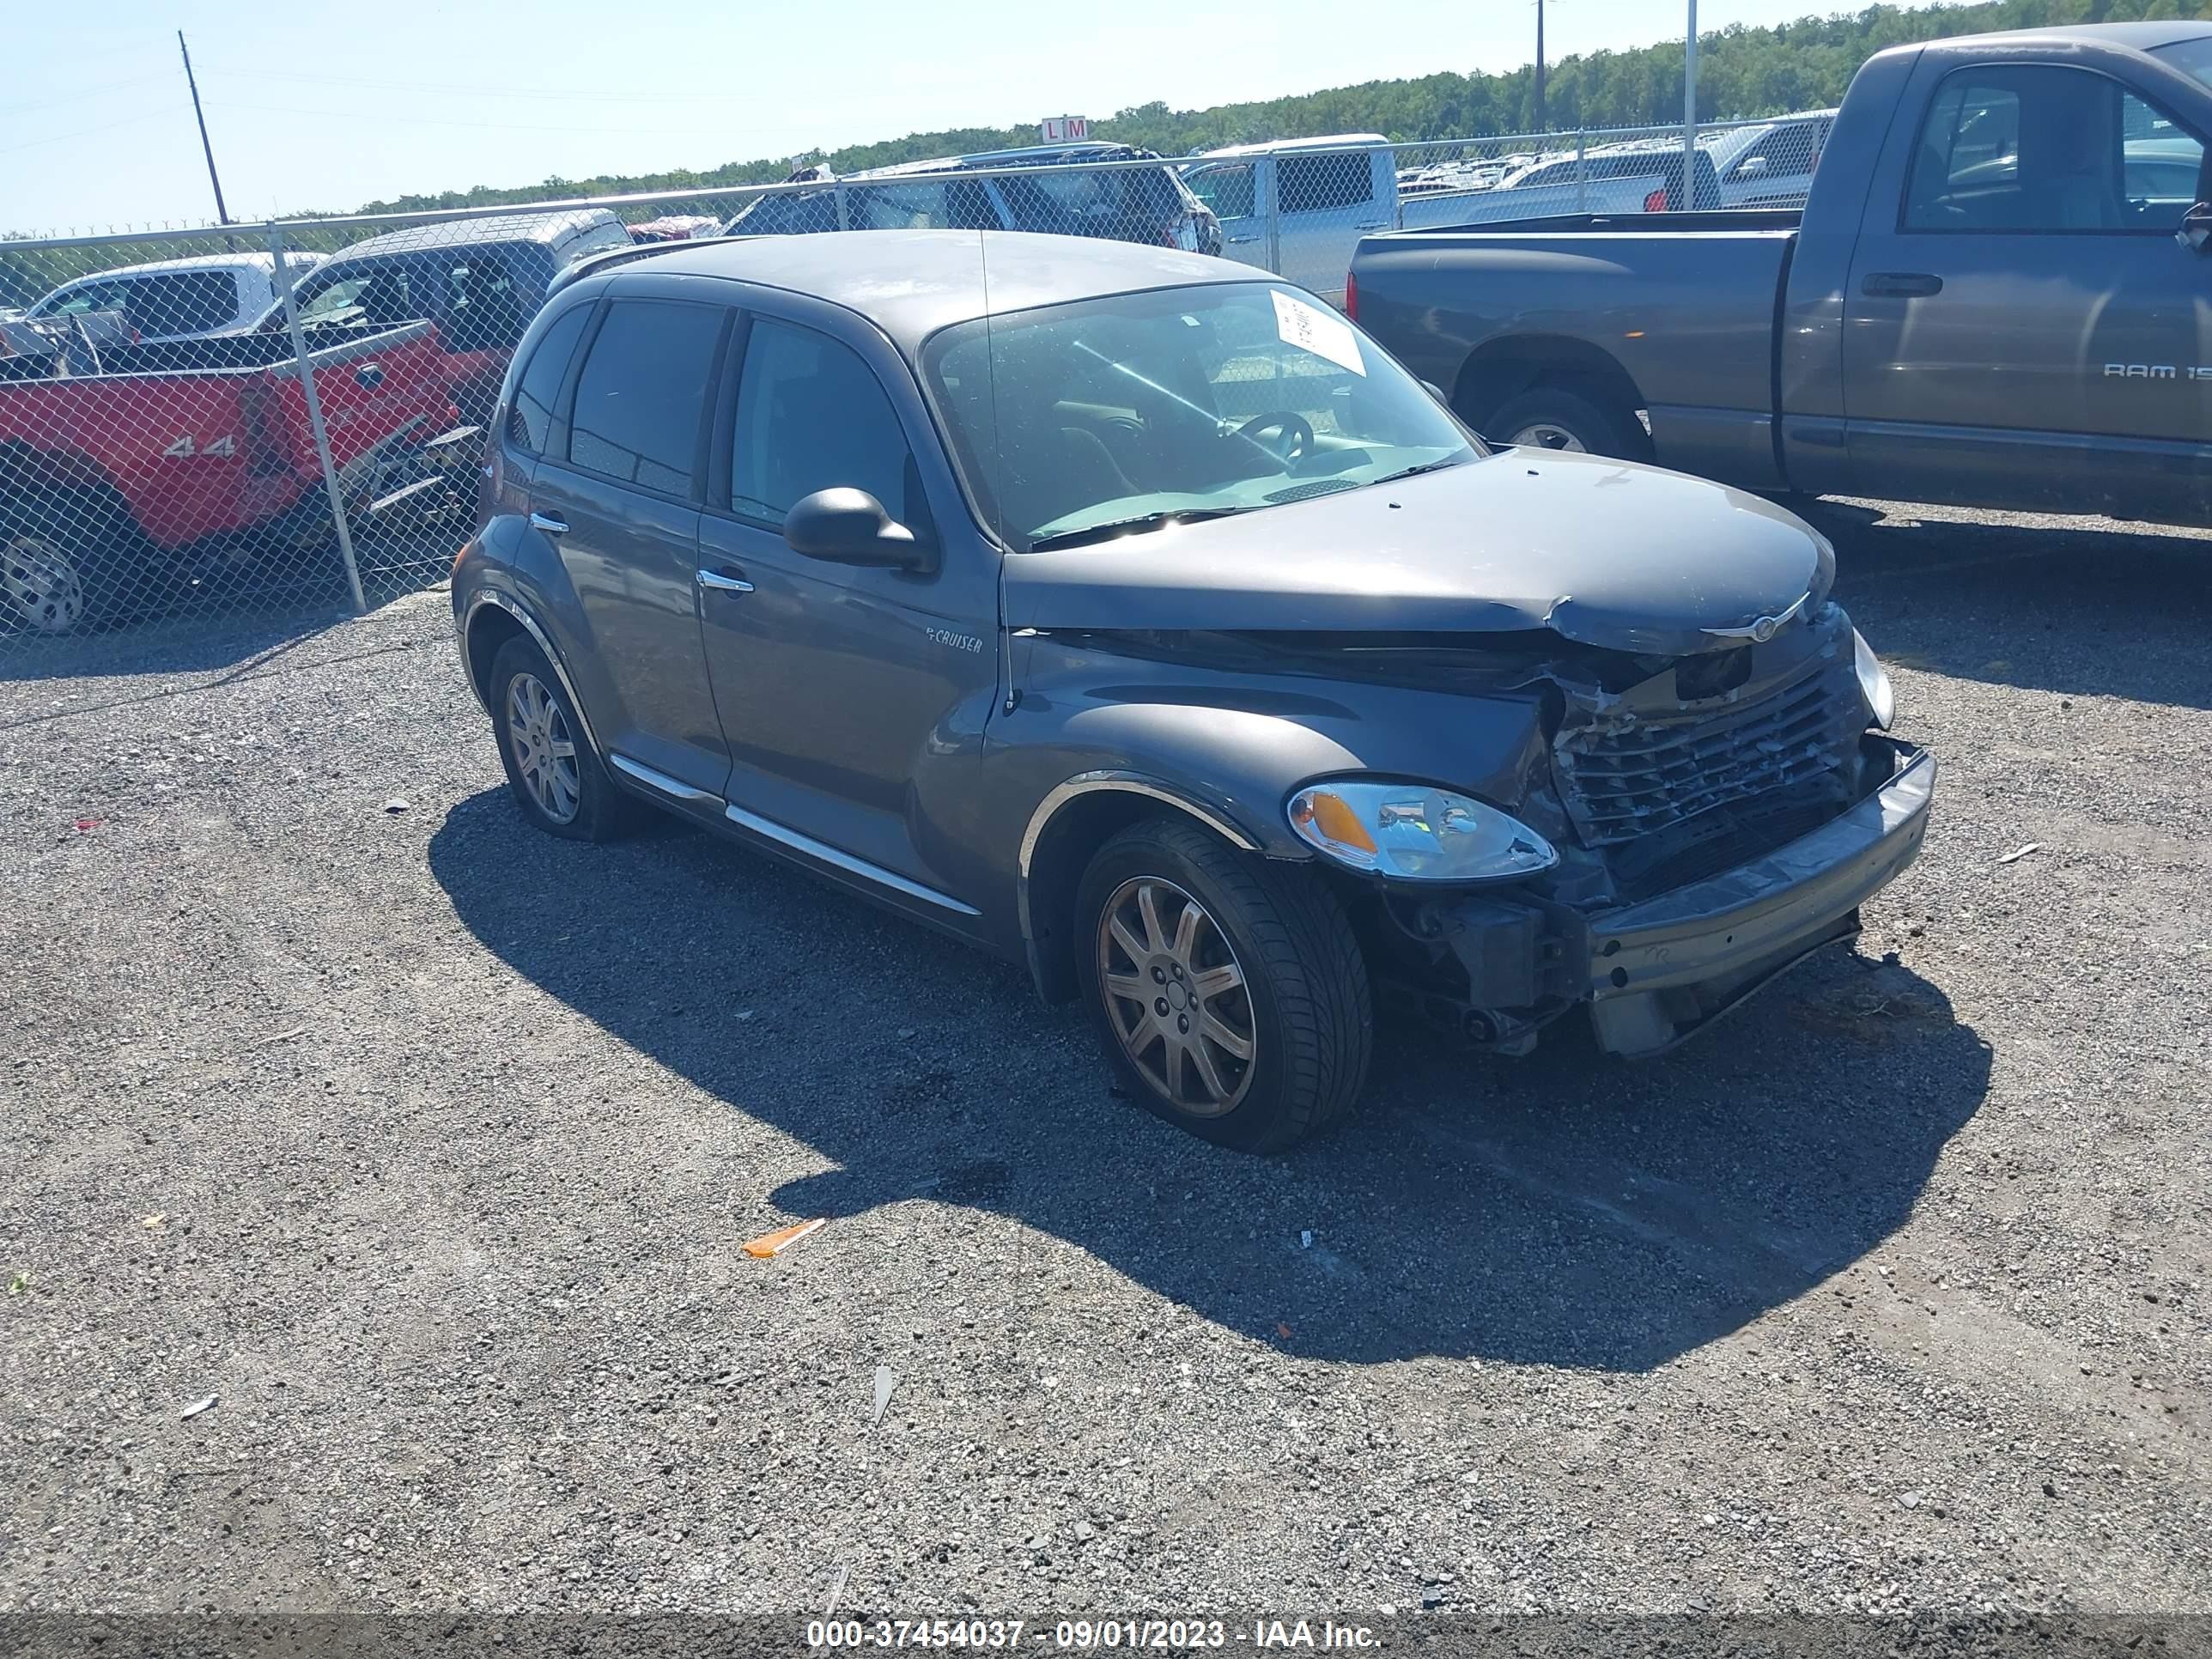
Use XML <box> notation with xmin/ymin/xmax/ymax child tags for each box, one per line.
<box><xmin>505</xmin><ymin>671</ymin><xmax>581</xmax><ymax>824</ymax></box>
<box><xmin>0</xmin><ymin>535</ymin><xmax>86</xmax><ymax>635</ymax></box>
<box><xmin>1096</xmin><ymin>876</ymin><xmax>1257</xmax><ymax>1115</ymax></box>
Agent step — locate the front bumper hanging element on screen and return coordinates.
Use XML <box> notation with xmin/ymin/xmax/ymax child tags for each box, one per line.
<box><xmin>1580</xmin><ymin>746</ymin><xmax>1936</xmax><ymax>1055</ymax></box>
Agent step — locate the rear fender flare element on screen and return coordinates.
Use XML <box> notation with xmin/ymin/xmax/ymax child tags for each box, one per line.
<box><xmin>1453</xmin><ymin>333</ymin><xmax>1648</xmax><ymax>436</ymax></box>
<box><xmin>459</xmin><ymin>585</ymin><xmax>601</xmax><ymax>758</ymax></box>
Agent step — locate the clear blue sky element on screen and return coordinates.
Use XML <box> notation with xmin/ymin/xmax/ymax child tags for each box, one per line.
<box><xmin>5</xmin><ymin>0</ymin><xmax>1883</xmax><ymax>235</ymax></box>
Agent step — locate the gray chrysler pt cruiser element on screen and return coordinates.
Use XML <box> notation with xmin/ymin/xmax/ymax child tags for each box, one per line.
<box><xmin>452</xmin><ymin>231</ymin><xmax>1933</xmax><ymax>1152</ymax></box>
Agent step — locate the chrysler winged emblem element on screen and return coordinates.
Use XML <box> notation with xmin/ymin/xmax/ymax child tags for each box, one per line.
<box><xmin>1704</xmin><ymin>592</ymin><xmax>1808</xmax><ymax>644</ymax></box>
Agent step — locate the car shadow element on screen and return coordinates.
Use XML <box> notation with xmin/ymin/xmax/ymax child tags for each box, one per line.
<box><xmin>428</xmin><ymin>790</ymin><xmax>1991</xmax><ymax>1372</ymax></box>
<box><xmin>1802</xmin><ymin>497</ymin><xmax>2212</xmax><ymax>710</ymax></box>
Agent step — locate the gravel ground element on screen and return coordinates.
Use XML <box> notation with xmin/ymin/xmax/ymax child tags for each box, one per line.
<box><xmin>1</xmin><ymin>497</ymin><xmax>2207</xmax><ymax>1623</ymax></box>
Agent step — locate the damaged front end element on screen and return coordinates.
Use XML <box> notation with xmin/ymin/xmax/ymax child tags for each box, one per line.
<box><xmin>1258</xmin><ymin>603</ymin><xmax>1933</xmax><ymax>1058</ymax></box>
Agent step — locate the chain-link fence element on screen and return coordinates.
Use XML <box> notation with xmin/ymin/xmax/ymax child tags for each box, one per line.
<box><xmin>0</xmin><ymin>112</ymin><xmax>1832</xmax><ymax>660</ymax></box>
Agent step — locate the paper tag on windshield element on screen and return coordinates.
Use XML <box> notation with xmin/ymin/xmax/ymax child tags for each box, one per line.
<box><xmin>1272</xmin><ymin>290</ymin><xmax>1365</xmax><ymax>376</ymax></box>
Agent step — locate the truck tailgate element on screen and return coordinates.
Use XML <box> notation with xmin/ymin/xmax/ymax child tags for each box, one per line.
<box><xmin>1352</xmin><ymin>221</ymin><xmax>1796</xmax><ymax>477</ymax></box>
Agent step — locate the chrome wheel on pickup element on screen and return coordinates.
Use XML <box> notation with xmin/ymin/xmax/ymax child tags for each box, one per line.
<box><xmin>1076</xmin><ymin>817</ymin><xmax>1371</xmax><ymax>1152</ymax></box>
<box><xmin>1096</xmin><ymin>875</ymin><xmax>1256</xmax><ymax>1115</ymax></box>
<box><xmin>1507</xmin><ymin>421</ymin><xmax>1587</xmax><ymax>453</ymax></box>
<box><xmin>1483</xmin><ymin>385</ymin><xmax>1647</xmax><ymax>461</ymax></box>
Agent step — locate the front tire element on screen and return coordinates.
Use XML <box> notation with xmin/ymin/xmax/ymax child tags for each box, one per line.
<box><xmin>487</xmin><ymin>635</ymin><xmax>641</xmax><ymax>842</ymax></box>
<box><xmin>1075</xmin><ymin>817</ymin><xmax>1371</xmax><ymax>1152</ymax></box>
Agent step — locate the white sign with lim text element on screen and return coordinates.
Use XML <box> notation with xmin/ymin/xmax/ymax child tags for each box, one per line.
<box><xmin>1272</xmin><ymin>290</ymin><xmax>1366</xmax><ymax>376</ymax></box>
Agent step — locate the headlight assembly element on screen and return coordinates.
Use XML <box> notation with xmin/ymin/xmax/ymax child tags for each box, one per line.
<box><xmin>1853</xmin><ymin>629</ymin><xmax>1895</xmax><ymax>730</ymax></box>
<box><xmin>1286</xmin><ymin>781</ymin><xmax>1558</xmax><ymax>882</ymax></box>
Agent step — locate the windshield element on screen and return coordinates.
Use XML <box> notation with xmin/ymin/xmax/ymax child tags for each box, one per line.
<box><xmin>921</xmin><ymin>283</ymin><xmax>1476</xmax><ymax>550</ymax></box>
<box><xmin>2150</xmin><ymin>35</ymin><xmax>2212</xmax><ymax>91</ymax></box>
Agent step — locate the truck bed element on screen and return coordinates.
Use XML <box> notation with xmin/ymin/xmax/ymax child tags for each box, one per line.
<box><xmin>1352</xmin><ymin>214</ymin><xmax>1800</xmax><ymax>489</ymax></box>
<box><xmin>1385</xmin><ymin>208</ymin><xmax>1802</xmax><ymax>237</ymax></box>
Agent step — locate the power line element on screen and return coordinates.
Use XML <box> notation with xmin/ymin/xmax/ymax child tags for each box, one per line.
<box><xmin>198</xmin><ymin>64</ymin><xmax>782</xmax><ymax>106</ymax></box>
<box><xmin>5</xmin><ymin>70</ymin><xmax>177</xmax><ymax>119</ymax></box>
<box><xmin>0</xmin><ymin>106</ymin><xmax>179</xmax><ymax>157</ymax></box>
<box><xmin>213</xmin><ymin>99</ymin><xmax>778</xmax><ymax>141</ymax></box>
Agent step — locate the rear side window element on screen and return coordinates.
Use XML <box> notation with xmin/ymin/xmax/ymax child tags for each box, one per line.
<box><xmin>567</xmin><ymin>300</ymin><xmax>725</xmax><ymax>495</ymax></box>
<box><xmin>45</xmin><ymin>269</ymin><xmax>236</xmax><ymax>335</ymax></box>
<box><xmin>728</xmin><ymin>319</ymin><xmax>913</xmax><ymax>526</ymax></box>
<box><xmin>996</xmin><ymin>165</ymin><xmax>1185</xmax><ymax>240</ymax></box>
<box><xmin>849</xmin><ymin>179</ymin><xmax>999</xmax><ymax>231</ymax></box>
<box><xmin>440</xmin><ymin>252</ymin><xmax>529</xmax><ymax>351</ymax></box>
<box><xmin>507</xmin><ymin>302</ymin><xmax>592</xmax><ymax>455</ymax></box>
<box><xmin>561</xmin><ymin>222</ymin><xmax>631</xmax><ymax>262</ymax></box>
<box><xmin>1279</xmin><ymin>153</ymin><xmax>1372</xmax><ymax>214</ymax></box>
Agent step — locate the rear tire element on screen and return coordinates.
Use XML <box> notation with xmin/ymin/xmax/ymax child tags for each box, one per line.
<box><xmin>487</xmin><ymin>635</ymin><xmax>642</xmax><ymax>842</ymax></box>
<box><xmin>1075</xmin><ymin>817</ymin><xmax>1371</xmax><ymax>1153</ymax></box>
<box><xmin>1486</xmin><ymin>386</ymin><xmax>1647</xmax><ymax>460</ymax></box>
<box><xmin>0</xmin><ymin>489</ymin><xmax>149</xmax><ymax>635</ymax></box>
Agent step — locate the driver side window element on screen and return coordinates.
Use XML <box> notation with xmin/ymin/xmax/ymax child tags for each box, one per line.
<box><xmin>728</xmin><ymin>319</ymin><xmax>917</xmax><ymax>529</ymax></box>
<box><xmin>1905</xmin><ymin>65</ymin><xmax>2203</xmax><ymax>232</ymax></box>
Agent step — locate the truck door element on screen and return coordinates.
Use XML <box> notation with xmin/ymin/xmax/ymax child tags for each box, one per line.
<box><xmin>1275</xmin><ymin>149</ymin><xmax>1390</xmax><ymax>309</ymax></box>
<box><xmin>1844</xmin><ymin>60</ymin><xmax>2212</xmax><ymax>523</ymax></box>
<box><xmin>1182</xmin><ymin>160</ymin><xmax>1270</xmax><ymax>273</ymax></box>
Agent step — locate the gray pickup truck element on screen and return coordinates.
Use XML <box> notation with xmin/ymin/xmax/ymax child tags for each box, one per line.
<box><xmin>1350</xmin><ymin>21</ymin><xmax>2212</xmax><ymax>526</ymax></box>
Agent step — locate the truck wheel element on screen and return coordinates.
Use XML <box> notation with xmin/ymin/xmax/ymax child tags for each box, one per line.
<box><xmin>1486</xmin><ymin>386</ymin><xmax>1645</xmax><ymax>459</ymax></box>
<box><xmin>487</xmin><ymin>635</ymin><xmax>641</xmax><ymax>842</ymax></box>
<box><xmin>0</xmin><ymin>491</ymin><xmax>143</xmax><ymax>635</ymax></box>
<box><xmin>1075</xmin><ymin>817</ymin><xmax>1371</xmax><ymax>1153</ymax></box>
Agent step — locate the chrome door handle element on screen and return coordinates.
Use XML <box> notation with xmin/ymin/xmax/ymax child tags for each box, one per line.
<box><xmin>528</xmin><ymin>511</ymin><xmax>568</xmax><ymax>534</ymax></box>
<box><xmin>696</xmin><ymin>568</ymin><xmax>755</xmax><ymax>593</ymax></box>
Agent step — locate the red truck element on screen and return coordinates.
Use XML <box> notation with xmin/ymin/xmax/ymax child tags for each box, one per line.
<box><xmin>0</xmin><ymin>319</ymin><xmax>473</xmax><ymax>635</ymax></box>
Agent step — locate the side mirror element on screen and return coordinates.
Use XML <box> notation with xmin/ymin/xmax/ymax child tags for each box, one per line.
<box><xmin>1735</xmin><ymin>155</ymin><xmax>1771</xmax><ymax>180</ymax></box>
<box><xmin>1420</xmin><ymin>380</ymin><xmax>1449</xmax><ymax>405</ymax></box>
<box><xmin>783</xmin><ymin>488</ymin><xmax>935</xmax><ymax>572</ymax></box>
<box><xmin>2178</xmin><ymin>203</ymin><xmax>2212</xmax><ymax>253</ymax></box>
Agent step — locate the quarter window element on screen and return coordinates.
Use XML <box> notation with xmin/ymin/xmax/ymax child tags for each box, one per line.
<box><xmin>507</xmin><ymin>302</ymin><xmax>592</xmax><ymax>455</ymax></box>
<box><xmin>729</xmin><ymin>319</ymin><xmax>914</xmax><ymax>526</ymax></box>
<box><xmin>567</xmin><ymin>300</ymin><xmax>724</xmax><ymax>495</ymax></box>
<box><xmin>1279</xmin><ymin>153</ymin><xmax>1374</xmax><ymax>214</ymax></box>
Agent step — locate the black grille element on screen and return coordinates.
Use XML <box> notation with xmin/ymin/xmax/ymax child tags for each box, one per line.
<box><xmin>1604</xmin><ymin>797</ymin><xmax>1844</xmax><ymax>902</ymax></box>
<box><xmin>1553</xmin><ymin>659</ymin><xmax>1862</xmax><ymax>848</ymax></box>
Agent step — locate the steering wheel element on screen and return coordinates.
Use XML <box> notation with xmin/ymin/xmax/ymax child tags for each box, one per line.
<box><xmin>1234</xmin><ymin>410</ymin><xmax>1316</xmax><ymax>463</ymax></box>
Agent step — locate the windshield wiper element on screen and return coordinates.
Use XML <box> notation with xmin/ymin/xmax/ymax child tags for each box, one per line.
<box><xmin>1024</xmin><ymin>507</ymin><xmax>1246</xmax><ymax>552</ymax></box>
<box><xmin>1370</xmin><ymin>457</ymin><xmax>1468</xmax><ymax>486</ymax></box>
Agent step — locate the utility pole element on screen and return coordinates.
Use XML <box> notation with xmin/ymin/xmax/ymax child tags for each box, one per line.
<box><xmin>1681</xmin><ymin>0</ymin><xmax>1698</xmax><ymax>212</ymax></box>
<box><xmin>178</xmin><ymin>31</ymin><xmax>230</xmax><ymax>225</ymax></box>
<box><xmin>1534</xmin><ymin>0</ymin><xmax>1548</xmax><ymax>133</ymax></box>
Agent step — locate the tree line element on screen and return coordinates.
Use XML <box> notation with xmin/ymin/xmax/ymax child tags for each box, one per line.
<box><xmin>340</xmin><ymin>0</ymin><xmax>2212</xmax><ymax>216</ymax></box>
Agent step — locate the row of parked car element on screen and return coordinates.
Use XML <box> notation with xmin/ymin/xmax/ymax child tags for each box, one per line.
<box><xmin>5</xmin><ymin>109</ymin><xmax>1840</xmax><ymax>356</ymax></box>
<box><xmin>0</xmin><ymin>112</ymin><xmax>1837</xmax><ymax>636</ymax></box>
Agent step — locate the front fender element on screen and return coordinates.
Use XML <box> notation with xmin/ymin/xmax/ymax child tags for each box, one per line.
<box><xmin>984</xmin><ymin>636</ymin><xmax>1553</xmax><ymax>996</ymax></box>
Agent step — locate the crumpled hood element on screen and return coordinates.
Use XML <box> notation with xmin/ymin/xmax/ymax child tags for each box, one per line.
<box><xmin>1002</xmin><ymin>449</ymin><xmax>1833</xmax><ymax>657</ymax></box>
